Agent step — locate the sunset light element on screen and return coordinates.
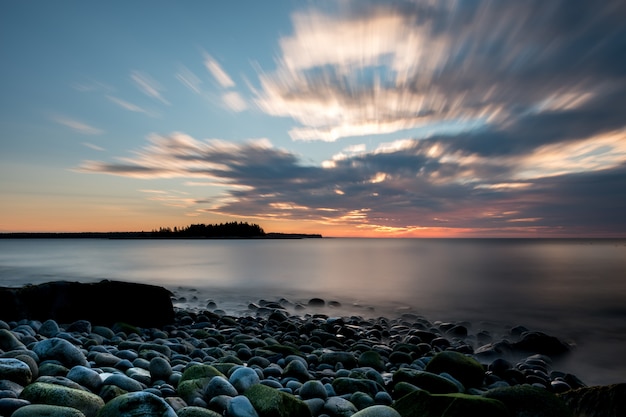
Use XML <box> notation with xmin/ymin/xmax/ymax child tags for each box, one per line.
<box><xmin>1</xmin><ymin>1</ymin><xmax>625</xmax><ymax>237</ymax></box>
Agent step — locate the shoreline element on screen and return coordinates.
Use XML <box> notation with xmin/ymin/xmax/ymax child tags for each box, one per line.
<box><xmin>0</xmin><ymin>281</ymin><xmax>624</xmax><ymax>416</ymax></box>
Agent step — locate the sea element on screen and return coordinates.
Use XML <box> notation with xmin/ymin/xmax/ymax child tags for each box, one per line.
<box><xmin>0</xmin><ymin>237</ymin><xmax>625</xmax><ymax>386</ymax></box>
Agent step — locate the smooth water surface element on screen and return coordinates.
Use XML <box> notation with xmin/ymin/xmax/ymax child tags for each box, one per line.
<box><xmin>1</xmin><ymin>238</ymin><xmax>625</xmax><ymax>385</ymax></box>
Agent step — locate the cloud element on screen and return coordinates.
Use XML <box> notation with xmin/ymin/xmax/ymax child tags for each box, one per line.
<box><xmin>204</xmin><ymin>53</ymin><xmax>235</xmax><ymax>88</ymax></box>
<box><xmin>254</xmin><ymin>0</ymin><xmax>626</xmax><ymax>142</ymax></box>
<box><xmin>51</xmin><ymin>115</ymin><xmax>103</xmax><ymax>135</ymax></box>
<box><xmin>77</xmin><ymin>128</ymin><xmax>626</xmax><ymax>235</ymax></box>
<box><xmin>106</xmin><ymin>95</ymin><xmax>157</xmax><ymax>117</ymax></box>
<box><xmin>222</xmin><ymin>91</ymin><xmax>248</xmax><ymax>112</ymax></box>
<box><xmin>82</xmin><ymin>142</ymin><xmax>105</xmax><ymax>151</ymax></box>
<box><xmin>130</xmin><ymin>71</ymin><xmax>169</xmax><ymax>105</ymax></box>
<box><xmin>176</xmin><ymin>65</ymin><xmax>202</xmax><ymax>94</ymax></box>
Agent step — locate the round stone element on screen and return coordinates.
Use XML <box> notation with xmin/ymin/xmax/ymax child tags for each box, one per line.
<box><xmin>97</xmin><ymin>391</ymin><xmax>177</xmax><ymax>417</ymax></box>
<box><xmin>33</xmin><ymin>338</ymin><xmax>88</xmax><ymax>368</ymax></box>
<box><xmin>205</xmin><ymin>376</ymin><xmax>238</xmax><ymax>398</ymax></box>
<box><xmin>0</xmin><ymin>358</ymin><xmax>32</xmax><ymax>386</ymax></box>
<box><xmin>40</xmin><ymin>319</ymin><xmax>61</xmax><ymax>338</ymax></box>
<box><xmin>12</xmin><ymin>404</ymin><xmax>87</xmax><ymax>417</ymax></box>
<box><xmin>229</xmin><ymin>367</ymin><xmax>260</xmax><ymax>393</ymax></box>
<box><xmin>67</xmin><ymin>366</ymin><xmax>102</xmax><ymax>393</ymax></box>
<box><xmin>149</xmin><ymin>357</ymin><xmax>172</xmax><ymax>381</ymax></box>
<box><xmin>300</xmin><ymin>380</ymin><xmax>328</xmax><ymax>400</ymax></box>
<box><xmin>226</xmin><ymin>395</ymin><xmax>259</xmax><ymax>417</ymax></box>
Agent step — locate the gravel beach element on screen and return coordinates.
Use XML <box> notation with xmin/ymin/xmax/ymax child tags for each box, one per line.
<box><xmin>0</xmin><ymin>284</ymin><xmax>624</xmax><ymax>417</ymax></box>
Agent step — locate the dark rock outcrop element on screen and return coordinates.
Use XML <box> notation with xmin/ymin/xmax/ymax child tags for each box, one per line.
<box><xmin>0</xmin><ymin>280</ymin><xmax>174</xmax><ymax>327</ymax></box>
<box><xmin>559</xmin><ymin>383</ymin><xmax>626</xmax><ymax>417</ymax></box>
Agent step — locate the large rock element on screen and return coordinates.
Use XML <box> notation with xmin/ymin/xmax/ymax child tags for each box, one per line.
<box><xmin>483</xmin><ymin>385</ymin><xmax>572</xmax><ymax>417</ymax></box>
<box><xmin>393</xmin><ymin>390</ymin><xmax>509</xmax><ymax>417</ymax></box>
<box><xmin>19</xmin><ymin>381</ymin><xmax>104</xmax><ymax>417</ymax></box>
<box><xmin>559</xmin><ymin>383</ymin><xmax>625</xmax><ymax>417</ymax></box>
<box><xmin>12</xmin><ymin>404</ymin><xmax>87</xmax><ymax>417</ymax></box>
<box><xmin>0</xmin><ymin>280</ymin><xmax>174</xmax><ymax>327</ymax></box>
<box><xmin>424</xmin><ymin>351</ymin><xmax>485</xmax><ymax>388</ymax></box>
<box><xmin>97</xmin><ymin>391</ymin><xmax>177</xmax><ymax>417</ymax></box>
<box><xmin>393</xmin><ymin>369</ymin><xmax>460</xmax><ymax>394</ymax></box>
<box><xmin>244</xmin><ymin>383</ymin><xmax>312</xmax><ymax>417</ymax></box>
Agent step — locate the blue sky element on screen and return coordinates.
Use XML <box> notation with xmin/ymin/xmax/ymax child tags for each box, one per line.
<box><xmin>1</xmin><ymin>1</ymin><xmax>625</xmax><ymax>236</ymax></box>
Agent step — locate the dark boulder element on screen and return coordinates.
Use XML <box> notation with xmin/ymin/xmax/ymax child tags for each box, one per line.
<box><xmin>559</xmin><ymin>383</ymin><xmax>626</xmax><ymax>417</ymax></box>
<box><xmin>0</xmin><ymin>280</ymin><xmax>174</xmax><ymax>327</ymax></box>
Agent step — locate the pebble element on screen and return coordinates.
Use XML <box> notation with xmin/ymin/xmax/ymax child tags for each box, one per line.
<box><xmin>0</xmin><ymin>296</ymin><xmax>600</xmax><ymax>417</ymax></box>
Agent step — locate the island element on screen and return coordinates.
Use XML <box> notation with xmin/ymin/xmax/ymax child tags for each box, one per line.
<box><xmin>0</xmin><ymin>221</ymin><xmax>323</xmax><ymax>239</ymax></box>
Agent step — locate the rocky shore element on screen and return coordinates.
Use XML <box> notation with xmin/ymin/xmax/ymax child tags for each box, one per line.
<box><xmin>0</xmin><ymin>281</ymin><xmax>624</xmax><ymax>417</ymax></box>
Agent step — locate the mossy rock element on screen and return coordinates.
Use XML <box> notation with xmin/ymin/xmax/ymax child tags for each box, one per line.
<box><xmin>484</xmin><ymin>385</ymin><xmax>573</xmax><ymax>417</ymax></box>
<box><xmin>177</xmin><ymin>406</ymin><xmax>223</xmax><ymax>417</ymax></box>
<box><xmin>212</xmin><ymin>362</ymin><xmax>240</xmax><ymax>376</ymax></box>
<box><xmin>424</xmin><ymin>351</ymin><xmax>485</xmax><ymax>388</ymax></box>
<box><xmin>244</xmin><ymin>383</ymin><xmax>312</xmax><ymax>417</ymax></box>
<box><xmin>393</xmin><ymin>369</ymin><xmax>460</xmax><ymax>394</ymax></box>
<box><xmin>179</xmin><ymin>364</ymin><xmax>224</xmax><ymax>383</ymax></box>
<box><xmin>352</xmin><ymin>405</ymin><xmax>401</xmax><ymax>417</ymax></box>
<box><xmin>20</xmin><ymin>382</ymin><xmax>104</xmax><ymax>417</ymax></box>
<box><xmin>96</xmin><ymin>391</ymin><xmax>176</xmax><ymax>417</ymax></box>
<box><xmin>358</xmin><ymin>351</ymin><xmax>385</xmax><ymax>371</ymax></box>
<box><xmin>332</xmin><ymin>377</ymin><xmax>384</xmax><ymax>398</ymax></box>
<box><xmin>393</xmin><ymin>390</ymin><xmax>509</xmax><ymax>417</ymax></box>
<box><xmin>178</xmin><ymin>365</ymin><xmax>224</xmax><ymax>404</ymax></box>
<box><xmin>12</xmin><ymin>404</ymin><xmax>87</xmax><ymax>417</ymax></box>
<box><xmin>265</xmin><ymin>344</ymin><xmax>303</xmax><ymax>357</ymax></box>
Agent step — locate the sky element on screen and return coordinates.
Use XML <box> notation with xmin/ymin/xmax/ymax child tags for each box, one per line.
<box><xmin>1</xmin><ymin>0</ymin><xmax>626</xmax><ymax>237</ymax></box>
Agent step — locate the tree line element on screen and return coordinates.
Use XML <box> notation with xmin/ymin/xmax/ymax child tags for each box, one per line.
<box><xmin>151</xmin><ymin>221</ymin><xmax>266</xmax><ymax>238</ymax></box>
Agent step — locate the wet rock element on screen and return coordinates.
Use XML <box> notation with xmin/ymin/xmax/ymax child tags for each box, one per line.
<box><xmin>352</xmin><ymin>405</ymin><xmax>401</xmax><ymax>417</ymax></box>
<box><xmin>178</xmin><ymin>406</ymin><xmax>223</xmax><ymax>417</ymax></box>
<box><xmin>393</xmin><ymin>390</ymin><xmax>508</xmax><ymax>417</ymax></box>
<box><xmin>227</xmin><ymin>395</ymin><xmax>259</xmax><ymax>417</ymax></box>
<box><xmin>393</xmin><ymin>369</ymin><xmax>460</xmax><ymax>394</ymax></box>
<box><xmin>97</xmin><ymin>391</ymin><xmax>177</xmax><ymax>417</ymax></box>
<box><xmin>0</xmin><ymin>280</ymin><xmax>175</xmax><ymax>327</ymax></box>
<box><xmin>11</xmin><ymin>404</ymin><xmax>87</xmax><ymax>417</ymax></box>
<box><xmin>324</xmin><ymin>396</ymin><xmax>358</xmax><ymax>417</ymax></box>
<box><xmin>300</xmin><ymin>380</ymin><xmax>328</xmax><ymax>400</ymax></box>
<box><xmin>0</xmin><ymin>329</ymin><xmax>26</xmax><ymax>351</ymax></box>
<box><xmin>19</xmin><ymin>382</ymin><xmax>104</xmax><ymax>417</ymax></box>
<box><xmin>244</xmin><ymin>383</ymin><xmax>312</xmax><ymax>417</ymax></box>
<box><xmin>424</xmin><ymin>350</ymin><xmax>485</xmax><ymax>388</ymax></box>
<box><xmin>483</xmin><ymin>385</ymin><xmax>572</xmax><ymax>417</ymax></box>
<box><xmin>512</xmin><ymin>332</ymin><xmax>571</xmax><ymax>356</ymax></box>
<box><xmin>0</xmin><ymin>398</ymin><xmax>31</xmax><ymax>416</ymax></box>
<box><xmin>33</xmin><ymin>338</ymin><xmax>88</xmax><ymax>368</ymax></box>
<box><xmin>559</xmin><ymin>383</ymin><xmax>625</xmax><ymax>417</ymax></box>
<box><xmin>0</xmin><ymin>358</ymin><xmax>32</xmax><ymax>386</ymax></box>
<box><xmin>230</xmin><ymin>367</ymin><xmax>261</xmax><ymax>393</ymax></box>
<box><xmin>66</xmin><ymin>366</ymin><xmax>102</xmax><ymax>393</ymax></box>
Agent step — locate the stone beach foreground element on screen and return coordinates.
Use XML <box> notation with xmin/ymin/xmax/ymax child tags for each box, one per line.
<box><xmin>0</xmin><ymin>281</ymin><xmax>624</xmax><ymax>417</ymax></box>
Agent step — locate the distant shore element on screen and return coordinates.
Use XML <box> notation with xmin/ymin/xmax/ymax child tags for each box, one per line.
<box><xmin>0</xmin><ymin>232</ymin><xmax>323</xmax><ymax>239</ymax></box>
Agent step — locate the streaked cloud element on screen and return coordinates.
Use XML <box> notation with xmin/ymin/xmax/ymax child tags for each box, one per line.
<box><xmin>204</xmin><ymin>53</ymin><xmax>235</xmax><ymax>88</ymax></box>
<box><xmin>82</xmin><ymin>142</ymin><xmax>105</xmax><ymax>151</ymax></box>
<box><xmin>222</xmin><ymin>91</ymin><xmax>248</xmax><ymax>112</ymax></box>
<box><xmin>255</xmin><ymin>1</ymin><xmax>626</xmax><ymax>142</ymax></box>
<box><xmin>130</xmin><ymin>71</ymin><xmax>169</xmax><ymax>105</ymax></box>
<box><xmin>70</xmin><ymin>0</ymin><xmax>626</xmax><ymax>236</ymax></box>
<box><xmin>77</xmin><ymin>126</ymin><xmax>626</xmax><ymax>236</ymax></box>
<box><xmin>51</xmin><ymin>115</ymin><xmax>103</xmax><ymax>135</ymax></box>
<box><xmin>106</xmin><ymin>95</ymin><xmax>157</xmax><ymax>117</ymax></box>
<box><xmin>176</xmin><ymin>65</ymin><xmax>202</xmax><ymax>94</ymax></box>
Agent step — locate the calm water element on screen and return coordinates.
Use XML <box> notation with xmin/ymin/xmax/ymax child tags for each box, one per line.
<box><xmin>0</xmin><ymin>238</ymin><xmax>625</xmax><ymax>385</ymax></box>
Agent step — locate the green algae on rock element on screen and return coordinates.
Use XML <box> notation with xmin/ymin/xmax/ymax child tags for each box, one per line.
<box><xmin>393</xmin><ymin>390</ymin><xmax>509</xmax><ymax>417</ymax></box>
<box><xmin>244</xmin><ymin>383</ymin><xmax>312</xmax><ymax>417</ymax></box>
